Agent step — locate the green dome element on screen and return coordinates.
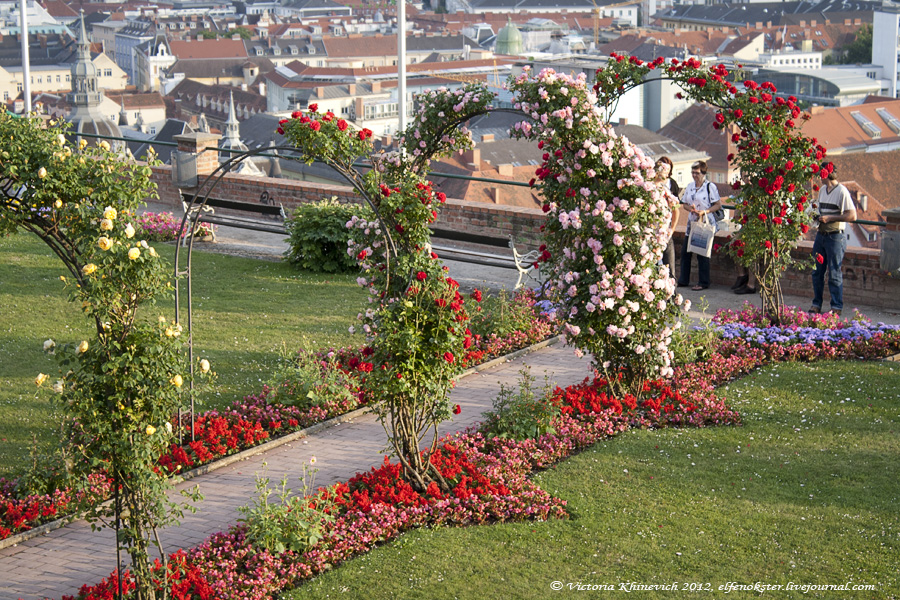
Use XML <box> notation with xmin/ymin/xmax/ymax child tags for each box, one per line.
<box><xmin>496</xmin><ymin>19</ymin><xmax>523</xmax><ymax>56</ymax></box>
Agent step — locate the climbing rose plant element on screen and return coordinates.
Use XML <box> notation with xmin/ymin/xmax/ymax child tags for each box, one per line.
<box><xmin>281</xmin><ymin>88</ymin><xmax>493</xmax><ymax>491</ymax></box>
<box><xmin>509</xmin><ymin>67</ymin><xmax>688</xmax><ymax>396</ymax></box>
<box><xmin>0</xmin><ymin>113</ymin><xmax>208</xmax><ymax>599</ymax></box>
<box><xmin>594</xmin><ymin>54</ymin><xmax>825</xmax><ymax>321</ymax></box>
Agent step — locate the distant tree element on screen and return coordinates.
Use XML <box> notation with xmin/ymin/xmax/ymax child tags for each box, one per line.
<box><xmin>841</xmin><ymin>24</ymin><xmax>872</xmax><ymax>64</ymax></box>
<box><xmin>225</xmin><ymin>26</ymin><xmax>253</xmax><ymax>40</ymax></box>
<box><xmin>198</xmin><ymin>29</ymin><xmax>217</xmax><ymax>39</ymax></box>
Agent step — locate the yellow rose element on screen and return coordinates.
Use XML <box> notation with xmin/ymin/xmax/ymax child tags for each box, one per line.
<box><xmin>35</xmin><ymin>373</ymin><xmax>49</xmax><ymax>386</ymax></box>
<box><xmin>43</xmin><ymin>339</ymin><xmax>56</xmax><ymax>352</ymax></box>
<box><xmin>124</xmin><ymin>223</ymin><xmax>135</xmax><ymax>238</ymax></box>
<box><xmin>99</xmin><ymin>140</ymin><xmax>111</xmax><ymax>152</ymax></box>
<box><xmin>38</xmin><ymin>167</ymin><xmax>47</xmax><ymax>179</ymax></box>
<box><xmin>82</xmin><ymin>263</ymin><xmax>97</xmax><ymax>275</ymax></box>
<box><xmin>165</xmin><ymin>327</ymin><xmax>174</xmax><ymax>337</ymax></box>
<box><xmin>146</xmin><ymin>425</ymin><xmax>157</xmax><ymax>436</ymax></box>
<box><xmin>128</xmin><ymin>248</ymin><xmax>140</xmax><ymax>260</ymax></box>
<box><xmin>79</xmin><ymin>138</ymin><xmax>88</xmax><ymax>149</ymax></box>
<box><xmin>100</xmin><ymin>219</ymin><xmax>113</xmax><ymax>231</ymax></box>
<box><xmin>56</xmin><ymin>134</ymin><xmax>66</xmax><ymax>147</ymax></box>
<box><xmin>171</xmin><ymin>374</ymin><xmax>183</xmax><ymax>388</ymax></box>
<box><xmin>98</xmin><ymin>236</ymin><xmax>113</xmax><ymax>251</ymax></box>
<box><xmin>158</xmin><ymin>315</ymin><xmax>167</xmax><ymax>323</ymax></box>
<box><xmin>148</xmin><ymin>247</ymin><xmax>157</xmax><ymax>257</ymax></box>
<box><xmin>199</xmin><ymin>359</ymin><xmax>210</xmax><ymax>373</ymax></box>
<box><xmin>52</xmin><ymin>380</ymin><xmax>64</xmax><ymax>394</ymax></box>
<box><xmin>77</xmin><ymin>340</ymin><xmax>89</xmax><ymax>354</ymax></box>
<box><xmin>103</xmin><ymin>206</ymin><xmax>117</xmax><ymax>220</ymax></box>
<box><xmin>54</xmin><ymin>199</ymin><xmax>63</xmax><ymax>209</ymax></box>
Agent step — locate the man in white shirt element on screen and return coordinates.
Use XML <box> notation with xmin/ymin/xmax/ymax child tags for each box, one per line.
<box><xmin>677</xmin><ymin>161</ymin><xmax>723</xmax><ymax>291</ymax></box>
<box><xmin>810</xmin><ymin>164</ymin><xmax>856</xmax><ymax>316</ymax></box>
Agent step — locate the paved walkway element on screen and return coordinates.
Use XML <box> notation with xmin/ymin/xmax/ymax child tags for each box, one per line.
<box><xmin>3</xmin><ymin>217</ymin><xmax>898</xmax><ymax>600</ymax></box>
<box><xmin>0</xmin><ymin>343</ymin><xmax>592</xmax><ymax>600</ymax></box>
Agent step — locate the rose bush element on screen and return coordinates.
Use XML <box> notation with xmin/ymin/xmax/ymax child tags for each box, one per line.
<box><xmin>280</xmin><ymin>87</ymin><xmax>495</xmax><ymax>491</ymax></box>
<box><xmin>509</xmin><ymin>67</ymin><xmax>688</xmax><ymax>397</ymax></box>
<box><xmin>0</xmin><ymin>112</ymin><xmax>210</xmax><ymax>598</ymax></box>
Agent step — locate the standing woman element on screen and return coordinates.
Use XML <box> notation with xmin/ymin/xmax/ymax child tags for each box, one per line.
<box><xmin>654</xmin><ymin>157</ymin><xmax>680</xmax><ymax>278</ymax></box>
<box><xmin>678</xmin><ymin>160</ymin><xmax>723</xmax><ymax>291</ymax></box>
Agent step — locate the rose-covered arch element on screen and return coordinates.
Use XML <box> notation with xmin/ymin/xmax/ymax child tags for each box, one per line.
<box><xmin>0</xmin><ymin>112</ymin><xmax>209</xmax><ymax>597</ymax></box>
<box><xmin>593</xmin><ymin>55</ymin><xmax>825</xmax><ymax>321</ymax></box>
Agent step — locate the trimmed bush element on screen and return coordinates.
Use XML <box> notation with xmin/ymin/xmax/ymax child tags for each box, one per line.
<box><xmin>284</xmin><ymin>199</ymin><xmax>373</xmax><ymax>273</ymax></box>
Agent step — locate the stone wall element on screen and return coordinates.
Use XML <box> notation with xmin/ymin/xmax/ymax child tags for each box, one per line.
<box><xmin>148</xmin><ymin>164</ymin><xmax>900</xmax><ymax>311</ymax></box>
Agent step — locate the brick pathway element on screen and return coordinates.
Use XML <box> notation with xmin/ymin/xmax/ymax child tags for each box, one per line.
<box><xmin>0</xmin><ymin>343</ymin><xmax>591</xmax><ymax>600</ymax></box>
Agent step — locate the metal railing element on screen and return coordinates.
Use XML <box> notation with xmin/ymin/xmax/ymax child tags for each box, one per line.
<box><xmin>64</xmin><ymin>129</ymin><xmax>890</xmax><ymax>228</ymax></box>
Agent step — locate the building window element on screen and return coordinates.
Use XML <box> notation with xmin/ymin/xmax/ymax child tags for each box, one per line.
<box><xmin>149</xmin><ymin>126</ymin><xmax>156</xmax><ymax>134</ymax></box>
<box><xmin>37</xmin><ymin>77</ymin><xmax>42</xmax><ymax>84</ymax></box>
<box><xmin>66</xmin><ymin>75</ymin><xmax>70</xmax><ymax>82</ymax></box>
<box><xmin>104</xmin><ymin>69</ymin><xmax>113</xmax><ymax>77</ymax></box>
<box><xmin>56</xmin><ymin>75</ymin><xmax>61</xmax><ymax>83</ymax></box>
<box><xmin>3</xmin><ymin>92</ymin><xmax>8</xmax><ymax>101</ymax></box>
<box><xmin>17</xmin><ymin>83</ymin><xmax>22</xmax><ymax>92</ymax></box>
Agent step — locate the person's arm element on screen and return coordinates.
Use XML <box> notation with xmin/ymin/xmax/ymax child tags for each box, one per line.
<box><xmin>696</xmin><ymin>183</ymin><xmax>722</xmax><ymax>218</ymax></box>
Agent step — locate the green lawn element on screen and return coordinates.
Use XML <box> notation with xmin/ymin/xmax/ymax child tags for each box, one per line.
<box><xmin>0</xmin><ymin>233</ymin><xmax>366</xmax><ymax>479</ymax></box>
<box><xmin>286</xmin><ymin>360</ymin><xmax>900</xmax><ymax>600</ymax></box>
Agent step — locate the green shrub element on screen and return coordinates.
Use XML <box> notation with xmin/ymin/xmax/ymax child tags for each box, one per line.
<box><xmin>669</xmin><ymin>300</ymin><xmax>722</xmax><ymax>366</ymax></box>
<box><xmin>266</xmin><ymin>346</ymin><xmax>359</xmax><ymax>413</ymax></box>
<box><xmin>468</xmin><ymin>289</ymin><xmax>541</xmax><ymax>339</ymax></box>
<box><xmin>481</xmin><ymin>366</ymin><xmax>560</xmax><ymax>440</ymax></box>
<box><xmin>237</xmin><ymin>461</ymin><xmax>335</xmax><ymax>554</ymax></box>
<box><xmin>284</xmin><ymin>198</ymin><xmax>373</xmax><ymax>273</ymax></box>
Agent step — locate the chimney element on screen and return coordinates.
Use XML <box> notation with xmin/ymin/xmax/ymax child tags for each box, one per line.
<box><xmin>348</xmin><ymin>83</ymin><xmax>356</xmax><ymax>95</ymax></box>
<box><xmin>810</xmin><ymin>105</ymin><xmax>825</xmax><ymax>115</ymax></box>
<box><xmin>799</xmin><ymin>20</ymin><xmax>806</xmax><ymax>27</ymax></box>
<box><xmin>619</xmin><ymin>117</ymin><xmax>628</xmax><ymax>125</ymax></box>
<box><xmin>491</xmin><ymin>187</ymin><xmax>501</xmax><ymax>203</ymax></box>
<box><xmin>259</xmin><ymin>82</ymin><xmax>266</xmax><ymax>96</ymax></box>
<box><xmin>481</xmin><ymin>133</ymin><xmax>494</xmax><ymax>142</ymax></box>
<box><xmin>811</xmin><ymin>19</ymin><xmax>816</xmax><ymax>26</ymax></box>
<box><xmin>755</xmin><ymin>22</ymin><xmax>763</xmax><ymax>30</ymax></box>
<box><xmin>859</xmin><ymin>194</ymin><xmax>868</xmax><ymax>212</ymax></box>
<box><xmin>372</xmin><ymin>80</ymin><xmax>381</xmax><ymax>92</ymax></box>
<box><xmin>316</xmin><ymin>86</ymin><xmax>325</xmax><ymax>98</ymax></box>
<box><xmin>498</xmin><ymin>164</ymin><xmax>513</xmax><ymax>176</ymax></box>
<box><xmin>466</xmin><ymin>147</ymin><xmax>481</xmax><ymax>167</ymax></box>
<box><xmin>844</xmin><ymin>18</ymin><xmax>851</xmax><ymax>26</ymax></box>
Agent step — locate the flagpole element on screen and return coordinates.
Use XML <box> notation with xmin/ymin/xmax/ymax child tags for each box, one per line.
<box><xmin>20</xmin><ymin>0</ymin><xmax>31</xmax><ymax>113</ymax></box>
<box><xmin>398</xmin><ymin>0</ymin><xmax>406</xmax><ymax>135</ymax></box>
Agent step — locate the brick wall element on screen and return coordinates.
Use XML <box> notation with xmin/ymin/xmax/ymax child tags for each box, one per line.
<box><xmin>148</xmin><ymin>165</ymin><xmax>900</xmax><ymax>311</ymax></box>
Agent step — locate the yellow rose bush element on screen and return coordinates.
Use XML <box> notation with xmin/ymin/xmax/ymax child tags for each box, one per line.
<box><xmin>0</xmin><ymin>112</ymin><xmax>209</xmax><ymax>596</ymax></box>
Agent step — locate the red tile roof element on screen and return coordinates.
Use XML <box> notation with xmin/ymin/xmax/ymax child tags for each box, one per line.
<box><xmin>169</xmin><ymin>38</ymin><xmax>248</xmax><ymax>60</ymax></box>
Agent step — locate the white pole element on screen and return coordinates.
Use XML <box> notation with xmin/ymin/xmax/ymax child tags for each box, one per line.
<box><xmin>20</xmin><ymin>0</ymin><xmax>31</xmax><ymax>113</ymax></box>
<box><xmin>398</xmin><ymin>0</ymin><xmax>406</xmax><ymax>135</ymax></box>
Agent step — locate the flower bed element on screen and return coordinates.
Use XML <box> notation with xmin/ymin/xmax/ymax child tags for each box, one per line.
<box><xmin>62</xmin><ymin>365</ymin><xmax>739</xmax><ymax>600</ymax></box>
<box><xmin>137</xmin><ymin>211</ymin><xmax>216</xmax><ymax>243</ymax></box>
<box><xmin>0</xmin><ymin>290</ymin><xmax>556</xmax><ymax>541</ymax></box>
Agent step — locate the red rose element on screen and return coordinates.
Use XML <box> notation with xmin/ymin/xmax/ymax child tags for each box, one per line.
<box><xmin>758</xmin><ymin>214</ymin><xmax>767</xmax><ymax>221</ymax></box>
<box><xmin>337</xmin><ymin>119</ymin><xmax>348</xmax><ymax>131</ymax></box>
<box><xmin>453</xmin><ymin>404</ymin><xmax>461</xmax><ymax>415</ymax></box>
<box><xmin>436</xmin><ymin>298</ymin><xmax>447</xmax><ymax>307</ymax></box>
<box><xmin>276</xmin><ymin>127</ymin><xmax>284</xmax><ymax>135</ymax></box>
<box><xmin>443</xmin><ymin>352</ymin><xmax>455</xmax><ymax>363</ymax></box>
<box><xmin>816</xmin><ymin>253</ymin><xmax>824</xmax><ymax>264</ymax></box>
<box><xmin>308</xmin><ymin>103</ymin><xmax>318</xmax><ymax>112</ymax></box>
<box><xmin>764</xmin><ymin>240</ymin><xmax>773</xmax><ymax>249</ymax></box>
<box><xmin>472</xmin><ymin>289</ymin><xmax>482</xmax><ymax>302</ymax></box>
<box><xmin>416</xmin><ymin>271</ymin><xmax>427</xmax><ymax>281</ymax></box>
<box><xmin>323</xmin><ymin>111</ymin><xmax>334</xmax><ymax>122</ymax></box>
<box><xmin>542</xmin><ymin>204</ymin><xmax>551</xmax><ymax>213</ymax></box>
<box><xmin>309</xmin><ymin>121</ymin><xmax>321</xmax><ymax>131</ymax></box>
<box><xmin>437</xmin><ymin>192</ymin><xmax>446</xmax><ymax>203</ymax></box>
<box><xmin>800</xmin><ymin>224</ymin><xmax>809</xmax><ymax>234</ymax></box>
<box><xmin>291</xmin><ymin>111</ymin><xmax>301</xmax><ymax>118</ymax></box>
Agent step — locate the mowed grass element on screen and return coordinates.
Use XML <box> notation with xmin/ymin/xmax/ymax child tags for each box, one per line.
<box><xmin>0</xmin><ymin>232</ymin><xmax>366</xmax><ymax>479</ymax></box>
<box><xmin>286</xmin><ymin>360</ymin><xmax>900</xmax><ymax>600</ymax></box>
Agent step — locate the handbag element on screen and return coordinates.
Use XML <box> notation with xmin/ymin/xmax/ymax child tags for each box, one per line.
<box><xmin>687</xmin><ymin>216</ymin><xmax>715</xmax><ymax>258</ymax></box>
